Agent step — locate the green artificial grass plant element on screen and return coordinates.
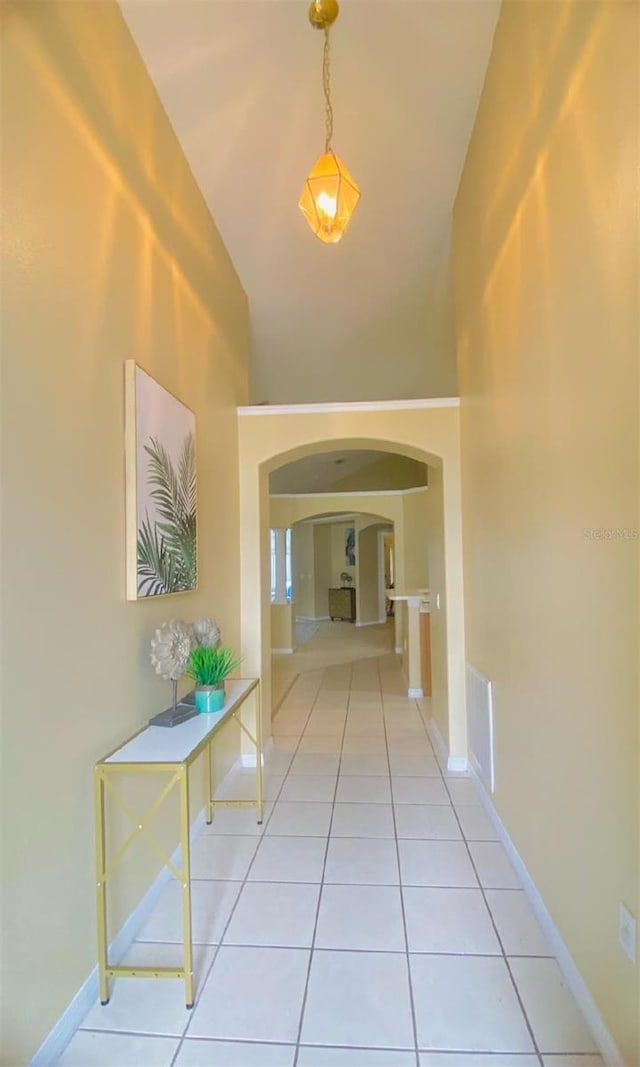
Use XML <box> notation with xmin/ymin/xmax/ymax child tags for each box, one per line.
<box><xmin>186</xmin><ymin>645</ymin><xmax>240</xmax><ymax>688</ymax></box>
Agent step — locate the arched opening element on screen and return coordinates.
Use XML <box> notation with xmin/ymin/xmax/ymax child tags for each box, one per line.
<box><xmin>237</xmin><ymin>420</ymin><xmax>462</xmax><ymax>755</ymax></box>
<box><xmin>269</xmin><ymin>504</ymin><xmax>398</xmax><ymax>707</ymax></box>
<box><xmin>264</xmin><ymin>444</ymin><xmax>435</xmax><ymax>703</ymax></box>
<box><xmin>237</xmin><ymin>405</ymin><xmax>465</xmax><ymax>763</ymax></box>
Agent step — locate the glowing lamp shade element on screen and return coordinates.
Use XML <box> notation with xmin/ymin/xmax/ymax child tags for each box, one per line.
<box><xmin>299</xmin><ymin>151</ymin><xmax>360</xmax><ymax>244</ymax></box>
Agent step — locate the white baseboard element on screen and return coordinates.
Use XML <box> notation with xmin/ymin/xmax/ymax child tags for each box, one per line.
<box><xmin>355</xmin><ymin>619</ymin><xmax>385</xmax><ymax>627</ymax></box>
<box><xmin>295</xmin><ymin>615</ymin><xmax>330</xmax><ymax>622</ymax></box>
<box><xmin>427</xmin><ymin>716</ymin><xmax>449</xmax><ymax>770</ymax></box>
<box><xmin>241</xmin><ymin>738</ymin><xmax>273</xmax><ymax>768</ymax></box>
<box><xmin>407</xmin><ymin>686</ymin><xmax>424</xmax><ymax>699</ymax></box>
<box><xmin>427</xmin><ymin>716</ymin><xmax>468</xmax><ymax>774</ymax></box>
<box><xmin>468</xmin><ymin>749</ymin><xmax>491</xmax><ymax>789</ymax></box>
<box><xmin>31</xmin><ymin>757</ymin><xmax>242</xmax><ymax>1067</ymax></box>
<box><xmin>468</xmin><ymin>765</ymin><xmax>624</xmax><ymax>1067</ymax></box>
<box><xmin>272</xmin><ymin>647</ymin><xmax>294</xmax><ymax>655</ymax></box>
<box><xmin>426</xmin><ymin>716</ymin><xmax>621</xmax><ymax>1064</ymax></box>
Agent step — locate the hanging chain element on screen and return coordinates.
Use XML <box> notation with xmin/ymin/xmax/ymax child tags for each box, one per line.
<box><xmin>322</xmin><ymin>25</ymin><xmax>334</xmax><ymax>153</ymax></box>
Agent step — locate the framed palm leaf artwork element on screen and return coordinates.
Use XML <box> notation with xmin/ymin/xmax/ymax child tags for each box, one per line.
<box><xmin>124</xmin><ymin>362</ymin><xmax>197</xmax><ymax>599</ymax></box>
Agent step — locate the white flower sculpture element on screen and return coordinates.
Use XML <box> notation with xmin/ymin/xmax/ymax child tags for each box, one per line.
<box><xmin>191</xmin><ymin>617</ymin><xmax>221</xmax><ymax>648</ymax></box>
<box><xmin>149</xmin><ymin>619</ymin><xmax>193</xmax><ymax>682</ymax></box>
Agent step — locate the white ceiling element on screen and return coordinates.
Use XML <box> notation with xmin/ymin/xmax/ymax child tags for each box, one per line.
<box><xmin>120</xmin><ymin>0</ymin><xmax>500</xmax><ymax>404</ymax></box>
<box><xmin>269</xmin><ymin>448</ymin><xmax>426</xmax><ymax>494</ymax></box>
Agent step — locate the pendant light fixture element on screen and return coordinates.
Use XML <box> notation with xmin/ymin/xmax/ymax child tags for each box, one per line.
<box><xmin>299</xmin><ymin>0</ymin><xmax>360</xmax><ymax>244</ymax></box>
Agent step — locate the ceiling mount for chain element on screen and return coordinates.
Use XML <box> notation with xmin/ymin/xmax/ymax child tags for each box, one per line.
<box><xmin>308</xmin><ymin>0</ymin><xmax>339</xmax><ymax>30</ymax></box>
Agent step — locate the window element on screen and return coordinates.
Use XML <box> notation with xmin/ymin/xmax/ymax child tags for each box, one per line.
<box><xmin>270</xmin><ymin>529</ymin><xmax>277</xmax><ymax>603</ymax></box>
<box><xmin>285</xmin><ymin>528</ymin><xmax>292</xmax><ymax>602</ymax></box>
<box><xmin>271</xmin><ymin>528</ymin><xmax>292</xmax><ymax>603</ymax></box>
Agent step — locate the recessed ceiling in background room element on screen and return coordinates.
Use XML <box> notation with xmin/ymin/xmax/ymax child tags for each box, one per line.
<box><xmin>120</xmin><ymin>0</ymin><xmax>500</xmax><ymax>405</ymax></box>
<box><xmin>269</xmin><ymin>450</ymin><xmax>428</xmax><ymax>495</ymax></box>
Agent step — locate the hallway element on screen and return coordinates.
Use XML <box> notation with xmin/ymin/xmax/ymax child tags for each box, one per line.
<box><xmin>61</xmin><ymin>655</ymin><xmax>601</xmax><ymax>1066</ymax></box>
<box><xmin>271</xmin><ymin>620</ymin><xmax>395</xmax><ymax>710</ymax></box>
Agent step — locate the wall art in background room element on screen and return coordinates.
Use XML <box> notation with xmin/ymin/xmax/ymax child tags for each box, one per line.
<box><xmin>345</xmin><ymin>526</ymin><xmax>356</xmax><ymax>566</ymax></box>
<box><xmin>125</xmin><ymin>362</ymin><xmax>197</xmax><ymax>599</ymax></box>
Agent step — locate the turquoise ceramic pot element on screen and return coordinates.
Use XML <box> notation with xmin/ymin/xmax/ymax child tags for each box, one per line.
<box><xmin>195</xmin><ymin>686</ymin><xmax>225</xmax><ymax>713</ymax></box>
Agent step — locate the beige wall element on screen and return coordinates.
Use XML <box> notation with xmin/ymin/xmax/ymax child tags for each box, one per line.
<box><xmin>1</xmin><ymin>3</ymin><xmax>248</xmax><ymax>1061</ymax></box>
<box><xmin>383</xmin><ymin>533</ymin><xmax>394</xmax><ymax>588</ymax></box>
<box><xmin>271</xmin><ymin>603</ymin><xmax>293</xmax><ymax>652</ymax></box>
<box><xmin>292</xmin><ymin>522</ymin><xmax>316</xmax><ymax>619</ymax></box>
<box><xmin>330</xmin><ymin>522</ymin><xmax>356</xmax><ymax>588</ymax></box>
<box><xmin>357</xmin><ymin>523</ymin><xmax>384</xmax><ymax>624</ymax></box>
<box><xmin>244</xmin><ymin>408</ymin><xmax>465</xmax><ymax>755</ymax></box>
<box><xmin>313</xmin><ymin>525</ymin><xmax>331</xmax><ymax>619</ymax></box>
<box><xmin>249</xmin><ymin>296</ymin><xmax>457</xmax><ymax>409</ymax></box>
<box><xmin>453</xmin><ymin>1</ymin><xmax>639</xmax><ymax>1062</ymax></box>
<box><xmin>402</xmin><ymin>490</ymin><xmax>430</xmax><ymax>590</ymax></box>
<box><xmin>291</xmin><ymin>516</ymin><xmax>382</xmax><ymax>625</ymax></box>
<box><xmin>424</xmin><ymin>465</ymin><xmax>449</xmax><ymax>747</ymax></box>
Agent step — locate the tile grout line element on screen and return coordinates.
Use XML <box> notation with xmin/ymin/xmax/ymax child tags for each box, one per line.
<box><xmin>379</xmin><ymin>657</ymin><xmax>425</xmax><ymax>1067</ymax></box>
<box><xmin>168</xmin><ymin>672</ymin><xmax>326</xmax><ymax>1067</ymax></box>
<box><xmin>409</xmin><ymin>695</ymin><xmax>547</xmax><ymax>1064</ymax></box>
<box><xmin>292</xmin><ymin>660</ymin><xmax>355</xmax><ymax>1067</ymax></box>
<box><xmin>77</xmin><ymin>1025</ymin><xmax>575</xmax><ymax>1056</ymax></box>
<box><xmin>271</xmin><ymin>669</ymin><xmax>306</xmax><ymax>719</ymax></box>
<box><xmin>135</xmin><ymin>943</ymin><xmax>555</xmax><ymax>959</ymax></box>
<box><xmin>419</xmin><ymin>697</ymin><xmax>546</xmax><ymax>1067</ymax></box>
<box><xmin>79</xmin><ymin>655</ymin><xmax>580</xmax><ymax>1063</ymax></box>
<box><xmin>158</xmin><ymin>877</ymin><xmax>542</xmax><ymax>891</ymax></box>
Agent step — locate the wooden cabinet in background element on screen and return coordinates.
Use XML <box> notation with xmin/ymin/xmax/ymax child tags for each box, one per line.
<box><xmin>329</xmin><ymin>587</ymin><xmax>356</xmax><ymax>622</ymax></box>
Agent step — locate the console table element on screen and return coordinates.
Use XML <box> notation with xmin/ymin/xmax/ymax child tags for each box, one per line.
<box><xmin>94</xmin><ymin>677</ymin><xmax>262</xmax><ymax>1008</ymax></box>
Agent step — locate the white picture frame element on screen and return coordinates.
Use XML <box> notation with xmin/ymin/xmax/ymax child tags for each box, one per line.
<box><xmin>124</xmin><ymin>362</ymin><xmax>197</xmax><ymax>600</ymax></box>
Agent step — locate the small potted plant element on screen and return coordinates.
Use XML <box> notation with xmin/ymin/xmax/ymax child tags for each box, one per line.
<box><xmin>186</xmin><ymin>645</ymin><xmax>240</xmax><ymax>713</ymax></box>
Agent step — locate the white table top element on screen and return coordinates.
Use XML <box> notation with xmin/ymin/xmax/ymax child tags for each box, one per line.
<box><xmin>102</xmin><ymin>678</ymin><xmax>258</xmax><ymax>766</ymax></box>
<box><xmin>386</xmin><ymin>589</ymin><xmax>429</xmax><ymax>601</ymax></box>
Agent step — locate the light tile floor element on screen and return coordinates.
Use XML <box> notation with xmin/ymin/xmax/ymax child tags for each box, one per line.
<box><xmin>60</xmin><ymin>655</ymin><xmax>603</xmax><ymax>1067</ymax></box>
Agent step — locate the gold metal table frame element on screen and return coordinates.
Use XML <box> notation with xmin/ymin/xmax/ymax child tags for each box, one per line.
<box><xmin>94</xmin><ymin>677</ymin><xmax>262</xmax><ymax>1008</ymax></box>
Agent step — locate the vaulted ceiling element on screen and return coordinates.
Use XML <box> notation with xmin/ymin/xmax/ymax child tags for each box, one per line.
<box><xmin>120</xmin><ymin>0</ymin><xmax>500</xmax><ymax>404</ymax></box>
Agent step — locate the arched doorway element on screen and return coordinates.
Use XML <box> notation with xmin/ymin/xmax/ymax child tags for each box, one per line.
<box><xmin>270</xmin><ymin>506</ymin><xmax>398</xmax><ymax>707</ymax></box>
<box><xmin>237</xmin><ymin>401</ymin><xmax>466</xmax><ymax>765</ymax></box>
<box><xmin>268</xmin><ymin>505</ymin><xmax>396</xmax><ymax>712</ymax></box>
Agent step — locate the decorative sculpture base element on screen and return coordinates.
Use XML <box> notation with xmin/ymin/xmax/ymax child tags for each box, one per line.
<box><xmin>148</xmin><ymin>688</ymin><xmax>198</xmax><ymax>728</ymax></box>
